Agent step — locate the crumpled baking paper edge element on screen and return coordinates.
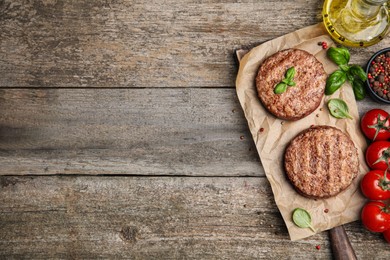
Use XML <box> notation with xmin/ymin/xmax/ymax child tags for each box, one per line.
<box><xmin>235</xmin><ymin>23</ymin><xmax>369</xmax><ymax>241</ymax></box>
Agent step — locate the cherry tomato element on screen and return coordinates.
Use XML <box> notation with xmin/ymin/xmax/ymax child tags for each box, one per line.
<box><xmin>360</xmin><ymin>170</ymin><xmax>390</xmax><ymax>200</ymax></box>
<box><xmin>384</xmin><ymin>229</ymin><xmax>390</xmax><ymax>243</ymax></box>
<box><xmin>360</xmin><ymin>109</ymin><xmax>390</xmax><ymax>141</ymax></box>
<box><xmin>361</xmin><ymin>201</ymin><xmax>390</xmax><ymax>233</ymax></box>
<box><xmin>366</xmin><ymin>141</ymin><xmax>390</xmax><ymax>170</ymax></box>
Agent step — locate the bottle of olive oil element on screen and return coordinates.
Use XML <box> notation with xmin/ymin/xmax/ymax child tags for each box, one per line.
<box><xmin>323</xmin><ymin>0</ymin><xmax>390</xmax><ymax>47</ymax></box>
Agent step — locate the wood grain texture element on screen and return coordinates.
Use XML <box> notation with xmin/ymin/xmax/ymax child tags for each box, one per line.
<box><xmin>0</xmin><ymin>88</ymin><xmax>261</xmax><ymax>176</ymax></box>
<box><xmin>1</xmin><ymin>0</ymin><xmax>390</xmax><ymax>258</ymax></box>
<box><xmin>0</xmin><ymin>175</ymin><xmax>388</xmax><ymax>259</ymax></box>
<box><xmin>1</xmin><ymin>88</ymin><xmax>389</xmax><ymax>176</ymax></box>
<box><xmin>3</xmin><ymin>0</ymin><xmax>387</xmax><ymax>88</ymax></box>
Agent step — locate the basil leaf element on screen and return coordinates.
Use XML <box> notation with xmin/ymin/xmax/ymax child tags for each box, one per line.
<box><xmin>274</xmin><ymin>67</ymin><xmax>296</xmax><ymax>93</ymax></box>
<box><xmin>352</xmin><ymin>79</ymin><xmax>366</xmax><ymax>100</ymax></box>
<box><xmin>339</xmin><ymin>64</ymin><xmax>350</xmax><ymax>72</ymax></box>
<box><xmin>325</xmin><ymin>70</ymin><xmax>347</xmax><ymax>95</ymax></box>
<box><xmin>285</xmin><ymin>67</ymin><xmax>296</xmax><ymax>80</ymax></box>
<box><xmin>287</xmin><ymin>80</ymin><xmax>296</xmax><ymax>87</ymax></box>
<box><xmin>346</xmin><ymin>70</ymin><xmax>355</xmax><ymax>83</ymax></box>
<box><xmin>274</xmin><ymin>82</ymin><xmax>287</xmax><ymax>94</ymax></box>
<box><xmin>292</xmin><ymin>208</ymin><xmax>315</xmax><ymax>232</ymax></box>
<box><xmin>282</xmin><ymin>79</ymin><xmax>296</xmax><ymax>86</ymax></box>
<box><xmin>327</xmin><ymin>98</ymin><xmax>353</xmax><ymax>119</ymax></box>
<box><xmin>349</xmin><ymin>65</ymin><xmax>367</xmax><ymax>81</ymax></box>
<box><xmin>327</xmin><ymin>46</ymin><xmax>350</xmax><ymax>65</ymax></box>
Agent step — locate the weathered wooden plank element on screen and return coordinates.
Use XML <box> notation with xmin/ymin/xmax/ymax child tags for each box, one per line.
<box><xmin>0</xmin><ymin>0</ymin><xmax>319</xmax><ymax>88</ymax></box>
<box><xmin>1</xmin><ymin>88</ymin><xmax>389</xmax><ymax>176</ymax></box>
<box><xmin>0</xmin><ymin>176</ymin><xmax>388</xmax><ymax>259</ymax></box>
<box><xmin>2</xmin><ymin>0</ymin><xmax>386</xmax><ymax>88</ymax></box>
<box><xmin>0</xmin><ymin>88</ymin><xmax>261</xmax><ymax>175</ymax></box>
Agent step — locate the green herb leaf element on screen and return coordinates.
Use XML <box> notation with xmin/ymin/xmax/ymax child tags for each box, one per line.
<box><xmin>292</xmin><ymin>208</ymin><xmax>315</xmax><ymax>232</ymax></box>
<box><xmin>325</xmin><ymin>70</ymin><xmax>347</xmax><ymax>95</ymax></box>
<box><xmin>327</xmin><ymin>98</ymin><xmax>353</xmax><ymax>119</ymax></box>
<box><xmin>282</xmin><ymin>79</ymin><xmax>296</xmax><ymax>86</ymax></box>
<box><xmin>352</xmin><ymin>79</ymin><xmax>366</xmax><ymax>100</ymax></box>
<box><xmin>285</xmin><ymin>67</ymin><xmax>296</xmax><ymax>80</ymax></box>
<box><xmin>325</xmin><ymin>47</ymin><xmax>366</xmax><ymax>101</ymax></box>
<box><xmin>346</xmin><ymin>70</ymin><xmax>355</xmax><ymax>83</ymax></box>
<box><xmin>274</xmin><ymin>67</ymin><xmax>296</xmax><ymax>94</ymax></box>
<box><xmin>327</xmin><ymin>46</ymin><xmax>350</xmax><ymax>65</ymax></box>
<box><xmin>349</xmin><ymin>65</ymin><xmax>367</xmax><ymax>81</ymax></box>
<box><xmin>287</xmin><ymin>80</ymin><xmax>296</xmax><ymax>87</ymax></box>
<box><xmin>274</xmin><ymin>82</ymin><xmax>287</xmax><ymax>94</ymax></box>
<box><xmin>339</xmin><ymin>64</ymin><xmax>350</xmax><ymax>72</ymax></box>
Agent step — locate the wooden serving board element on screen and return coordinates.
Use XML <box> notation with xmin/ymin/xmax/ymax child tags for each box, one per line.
<box><xmin>234</xmin><ymin>48</ymin><xmax>357</xmax><ymax>260</ymax></box>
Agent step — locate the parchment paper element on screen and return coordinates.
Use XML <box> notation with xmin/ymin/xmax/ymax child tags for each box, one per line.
<box><xmin>235</xmin><ymin>23</ymin><xmax>369</xmax><ymax>241</ymax></box>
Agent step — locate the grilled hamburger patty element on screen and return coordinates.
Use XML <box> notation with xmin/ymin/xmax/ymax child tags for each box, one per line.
<box><xmin>256</xmin><ymin>49</ymin><xmax>326</xmax><ymax>120</ymax></box>
<box><xmin>284</xmin><ymin>126</ymin><xmax>359</xmax><ymax>199</ymax></box>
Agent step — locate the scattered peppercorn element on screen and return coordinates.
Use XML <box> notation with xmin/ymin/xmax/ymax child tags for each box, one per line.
<box><xmin>317</xmin><ymin>42</ymin><xmax>328</xmax><ymax>49</ymax></box>
<box><xmin>316</xmin><ymin>245</ymin><xmax>321</xmax><ymax>250</ymax></box>
<box><xmin>368</xmin><ymin>51</ymin><xmax>390</xmax><ymax>100</ymax></box>
<box><xmin>318</xmin><ymin>41</ymin><xmax>328</xmax><ymax>49</ymax></box>
<box><xmin>259</xmin><ymin>128</ymin><xmax>264</xmax><ymax>133</ymax></box>
<box><xmin>324</xmin><ymin>208</ymin><xmax>329</xmax><ymax>213</ymax></box>
<box><xmin>240</xmin><ymin>135</ymin><xmax>244</xmax><ymax>140</ymax></box>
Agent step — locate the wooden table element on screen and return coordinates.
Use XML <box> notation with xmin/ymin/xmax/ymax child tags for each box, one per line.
<box><xmin>1</xmin><ymin>1</ymin><xmax>389</xmax><ymax>258</ymax></box>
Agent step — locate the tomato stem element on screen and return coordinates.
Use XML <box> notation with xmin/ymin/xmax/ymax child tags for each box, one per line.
<box><xmin>367</xmin><ymin>115</ymin><xmax>390</xmax><ymax>141</ymax></box>
<box><xmin>373</xmin><ymin>147</ymin><xmax>390</xmax><ymax>166</ymax></box>
<box><xmin>380</xmin><ymin>165</ymin><xmax>390</xmax><ymax>191</ymax></box>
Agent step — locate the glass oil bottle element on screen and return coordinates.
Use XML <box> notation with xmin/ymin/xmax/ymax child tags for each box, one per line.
<box><xmin>323</xmin><ymin>0</ymin><xmax>390</xmax><ymax>47</ymax></box>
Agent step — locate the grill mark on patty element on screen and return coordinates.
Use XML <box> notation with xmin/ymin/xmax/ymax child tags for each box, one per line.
<box><xmin>309</xmin><ymin>135</ymin><xmax>318</xmax><ymax>176</ymax></box>
<box><xmin>328</xmin><ymin>133</ymin><xmax>338</xmax><ymax>193</ymax></box>
<box><xmin>284</xmin><ymin>126</ymin><xmax>359</xmax><ymax>199</ymax></box>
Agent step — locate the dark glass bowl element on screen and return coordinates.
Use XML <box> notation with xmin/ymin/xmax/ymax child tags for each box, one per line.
<box><xmin>365</xmin><ymin>47</ymin><xmax>390</xmax><ymax>104</ymax></box>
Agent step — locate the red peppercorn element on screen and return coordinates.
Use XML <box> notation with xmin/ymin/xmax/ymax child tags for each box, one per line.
<box><xmin>316</xmin><ymin>245</ymin><xmax>321</xmax><ymax>250</ymax></box>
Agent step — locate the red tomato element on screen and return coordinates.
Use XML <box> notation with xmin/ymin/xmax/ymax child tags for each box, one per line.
<box><xmin>361</xmin><ymin>201</ymin><xmax>390</xmax><ymax>233</ymax></box>
<box><xmin>384</xmin><ymin>229</ymin><xmax>390</xmax><ymax>243</ymax></box>
<box><xmin>360</xmin><ymin>170</ymin><xmax>390</xmax><ymax>200</ymax></box>
<box><xmin>366</xmin><ymin>141</ymin><xmax>390</xmax><ymax>170</ymax></box>
<box><xmin>360</xmin><ymin>109</ymin><xmax>390</xmax><ymax>141</ymax></box>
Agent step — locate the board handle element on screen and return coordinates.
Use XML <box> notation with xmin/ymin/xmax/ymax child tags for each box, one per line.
<box><xmin>329</xmin><ymin>225</ymin><xmax>357</xmax><ymax>260</ymax></box>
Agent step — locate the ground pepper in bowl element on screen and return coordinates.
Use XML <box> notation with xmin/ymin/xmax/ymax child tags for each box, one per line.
<box><xmin>366</xmin><ymin>48</ymin><xmax>390</xmax><ymax>104</ymax></box>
